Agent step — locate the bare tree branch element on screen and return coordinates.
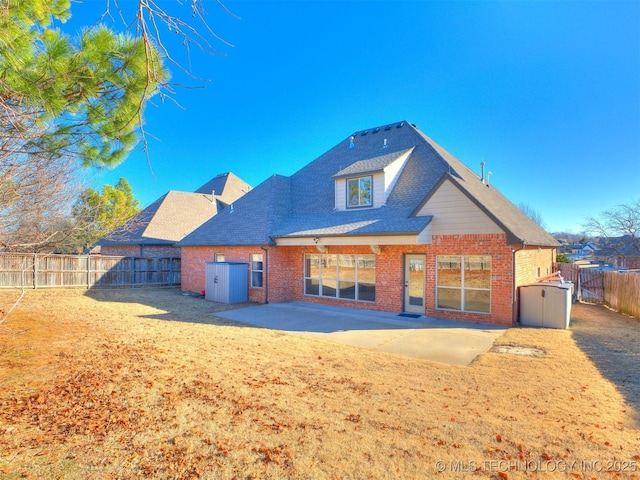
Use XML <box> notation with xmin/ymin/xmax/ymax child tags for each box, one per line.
<box><xmin>583</xmin><ymin>199</ymin><xmax>640</xmax><ymax>259</ymax></box>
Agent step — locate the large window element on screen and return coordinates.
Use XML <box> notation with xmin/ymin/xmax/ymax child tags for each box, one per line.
<box><xmin>250</xmin><ymin>254</ymin><xmax>264</xmax><ymax>288</ymax></box>
<box><xmin>436</xmin><ymin>255</ymin><xmax>491</xmax><ymax>313</ymax></box>
<box><xmin>304</xmin><ymin>254</ymin><xmax>375</xmax><ymax>302</ymax></box>
<box><xmin>347</xmin><ymin>176</ymin><xmax>372</xmax><ymax>208</ymax></box>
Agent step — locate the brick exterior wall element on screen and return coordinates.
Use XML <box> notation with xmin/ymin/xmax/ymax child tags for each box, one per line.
<box><xmin>100</xmin><ymin>245</ymin><xmax>141</xmax><ymax>257</ymax></box>
<box><xmin>181</xmin><ymin>233</ymin><xmax>557</xmax><ymax>326</ymax></box>
<box><xmin>180</xmin><ymin>246</ymin><xmax>268</xmax><ymax>303</ymax></box>
<box><xmin>514</xmin><ymin>245</ymin><xmax>557</xmax><ymax>322</ymax></box>
<box><xmin>101</xmin><ymin>245</ymin><xmax>181</xmax><ymax>258</ymax></box>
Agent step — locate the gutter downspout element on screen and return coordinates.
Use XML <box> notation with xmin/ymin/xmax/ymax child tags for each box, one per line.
<box><xmin>512</xmin><ymin>241</ymin><xmax>527</xmax><ymax>326</ymax></box>
<box><xmin>261</xmin><ymin>245</ymin><xmax>269</xmax><ymax>304</ymax></box>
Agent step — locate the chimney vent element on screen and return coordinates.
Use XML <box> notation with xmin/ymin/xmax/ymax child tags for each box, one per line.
<box><xmin>480</xmin><ymin>161</ymin><xmax>486</xmax><ymax>184</ymax></box>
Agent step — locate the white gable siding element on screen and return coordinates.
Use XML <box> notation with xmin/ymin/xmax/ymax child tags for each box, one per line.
<box><xmin>372</xmin><ymin>173</ymin><xmax>384</xmax><ymax>208</ymax></box>
<box><xmin>416</xmin><ymin>179</ymin><xmax>504</xmax><ymax>235</ymax></box>
<box><xmin>383</xmin><ymin>149</ymin><xmax>412</xmax><ymax>203</ymax></box>
<box><xmin>335</xmin><ymin>178</ymin><xmax>345</xmax><ymax>210</ymax></box>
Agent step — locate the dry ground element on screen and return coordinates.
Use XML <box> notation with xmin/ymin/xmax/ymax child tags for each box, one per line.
<box><xmin>0</xmin><ymin>288</ymin><xmax>639</xmax><ymax>480</ymax></box>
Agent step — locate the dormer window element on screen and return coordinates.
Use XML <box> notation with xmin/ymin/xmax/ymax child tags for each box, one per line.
<box><xmin>347</xmin><ymin>176</ymin><xmax>372</xmax><ymax>208</ymax></box>
<box><xmin>334</xmin><ymin>147</ymin><xmax>414</xmax><ymax>212</ymax></box>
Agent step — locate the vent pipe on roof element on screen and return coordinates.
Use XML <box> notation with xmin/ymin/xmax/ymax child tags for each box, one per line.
<box><xmin>211</xmin><ymin>190</ymin><xmax>216</xmax><ymax>203</ymax></box>
<box><xmin>486</xmin><ymin>171</ymin><xmax>493</xmax><ymax>187</ymax></box>
<box><xmin>383</xmin><ymin>138</ymin><xmax>388</xmax><ymax>149</ymax></box>
<box><xmin>480</xmin><ymin>161</ymin><xmax>485</xmax><ymax>184</ymax></box>
<box><xmin>349</xmin><ymin>136</ymin><xmax>355</xmax><ymax>149</ymax></box>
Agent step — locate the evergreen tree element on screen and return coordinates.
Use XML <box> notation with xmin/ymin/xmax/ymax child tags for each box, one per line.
<box><xmin>0</xmin><ymin>0</ymin><xmax>168</xmax><ymax>168</ymax></box>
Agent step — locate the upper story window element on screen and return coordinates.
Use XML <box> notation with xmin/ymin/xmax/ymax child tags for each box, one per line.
<box><xmin>347</xmin><ymin>176</ymin><xmax>372</xmax><ymax>208</ymax></box>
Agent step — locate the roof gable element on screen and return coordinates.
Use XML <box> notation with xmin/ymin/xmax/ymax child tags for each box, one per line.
<box><xmin>414</xmin><ymin>176</ymin><xmax>505</xmax><ymax>236</ymax></box>
<box><xmin>194</xmin><ymin>172</ymin><xmax>252</xmax><ymax>206</ymax></box>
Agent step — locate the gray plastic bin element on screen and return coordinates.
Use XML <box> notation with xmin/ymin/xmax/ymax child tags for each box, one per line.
<box><xmin>520</xmin><ymin>282</ymin><xmax>572</xmax><ymax>329</ymax></box>
<box><xmin>205</xmin><ymin>262</ymin><xmax>248</xmax><ymax>304</ymax></box>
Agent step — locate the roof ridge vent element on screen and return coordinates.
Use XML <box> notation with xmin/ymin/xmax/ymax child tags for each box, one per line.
<box><xmin>361</xmin><ymin>130</ymin><xmax>368</xmax><ymax>136</ymax></box>
<box><xmin>372</xmin><ymin>127</ymin><xmax>380</xmax><ymax>134</ymax></box>
<box><xmin>397</xmin><ymin>122</ymin><xmax>404</xmax><ymax>128</ymax></box>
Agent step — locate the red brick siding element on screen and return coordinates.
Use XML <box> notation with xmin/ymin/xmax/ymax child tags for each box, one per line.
<box><xmin>426</xmin><ymin>234</ymin><xmax>514</xmax><ymax>325</ymax></box>
<box><xmin>182</xmin><ymin>233</ymin><xmax>520</xmax><ymax>325</ymax></box>
<box><xmin>101</xmin><ymin>245</ymin><xmax>181</xmax><ymax>258</ymax></box>
<box><xmin>181</xmin><ymin>246</ymin><xmax>267</xmax><ymax>303</ymax></box>
<box><xmin>101</xmin><ymin>245</ymin><xmax>141</xmax><ymax>257</ymax></box>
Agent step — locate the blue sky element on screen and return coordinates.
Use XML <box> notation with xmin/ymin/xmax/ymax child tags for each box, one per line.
<box><xmin>64</xmin><ymin>1</ymin><xmax>639</xmax><ymax>234</ymax></box>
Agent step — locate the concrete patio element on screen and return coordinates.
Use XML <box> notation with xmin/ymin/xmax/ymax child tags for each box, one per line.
<box><xmin>213</xmin><ymin>301</ymin><xmax>507</xmax><ymax>366</ymax></box>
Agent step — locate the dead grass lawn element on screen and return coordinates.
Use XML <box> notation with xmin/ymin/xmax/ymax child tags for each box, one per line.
<box><xmin>0</xmin><ymin>288</ymin><xmax>639</xmax><ymax>479</ymax></box>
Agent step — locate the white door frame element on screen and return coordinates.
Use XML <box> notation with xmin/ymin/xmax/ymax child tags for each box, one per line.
<box><xmin>404</xmin><ymin>254</ymin><xmax>426</xmax><ymax>314</ymax></box>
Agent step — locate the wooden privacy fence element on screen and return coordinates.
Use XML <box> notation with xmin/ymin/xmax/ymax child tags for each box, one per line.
<box><xmin>0</xmin><ymin>253</ymin><xmax>181</xmax><ymax>289</ymax></box>
<box><xmin>554</xmin><ymin>262</ymin><xmax>639</xmax><ymax>319</ymax></box>
<box><xmin>604</xmin><ymin>270</ymin><xmax>640</xmax><ymax>319</ymax></box>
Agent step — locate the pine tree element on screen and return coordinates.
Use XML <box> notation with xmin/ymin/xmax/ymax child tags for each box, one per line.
<box><xmin>0</xmin><ymin>0</ymin><xmax>168</xmax><ymax>168</ymax></box>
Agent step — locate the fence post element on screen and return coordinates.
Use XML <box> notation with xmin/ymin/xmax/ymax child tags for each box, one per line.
<box><xmin>131</xmin><ymin>257</ymin><xmax>135</xmax><ymax>288</ymax></box>
<box><xmin>86</xmin><ymin>255</ymin><xmax>90</xmax><ymax>289</ymax></box>
<box><xmin>33</xmin><ymin>253</ymin><xmax>37</xmax><ymax>289</ymax></box>
<box><xmin>169</xmin><ymin>257</ymin><xmax>173</xmax><ymax>285</ymax></box>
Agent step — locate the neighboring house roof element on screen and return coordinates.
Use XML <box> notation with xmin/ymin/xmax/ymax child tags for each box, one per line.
<box><xmin>194</xmin><ymin>172</ymin><xmax>252</xmax><ymax>206</ymax></box>
<box><xmin>595</xmin><ymin>243</ymin><xmax>640</xmax><ymax>258</ymax></box>
<box><xmin>179</xmin><ymin>122</ymin><xmax>558</xmax><ymax>247</ymax></box>
<box><xmin>99</xmin><ymin>172</ymin><xmax>250</xmax><ymax>247</ymax></box>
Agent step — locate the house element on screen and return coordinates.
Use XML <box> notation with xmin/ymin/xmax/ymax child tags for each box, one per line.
<box><xmin>99</xmin><ymin>172</ymin><xmax>251</xmax><ymax>258</ymax></box>
<box><xmin>178</xmin><ymin>122</ymin><xmax>558</xmax><ymax>325</ymax></box>
<box><xmin>569</xmin><ymin>240</ymin><xmax>597</xmax><ymax>257</ymax></box>
<box><xmin>594</xmin><ymin>237</ymin><xmax>640</xmax><ymax>269</ymax></box>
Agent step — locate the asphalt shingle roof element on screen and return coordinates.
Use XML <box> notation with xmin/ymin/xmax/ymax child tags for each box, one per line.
<box><xmin>99</xmin><ymin>191</ymin><xmax>219</xmax><ymax>246</ymax></box>
<box><xmin>333</xmin><ymin>147</ymin><xmax>414</xmax><ymax>178</ymax></box>
<box><xmin>99</xmin><ymin>172</ymin><xmax>250</xmax><ymax>246</ymax></box>
<box><xmin>179</xmin><ymin>122</ymin><xmax>558</xmax><ymax>247</ymax></box>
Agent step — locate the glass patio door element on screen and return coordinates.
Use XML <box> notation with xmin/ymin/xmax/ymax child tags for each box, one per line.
<box><xmin>404</xmin><ymin>254</ymin><xmax>426</xmax><ymax>315</ymax></box>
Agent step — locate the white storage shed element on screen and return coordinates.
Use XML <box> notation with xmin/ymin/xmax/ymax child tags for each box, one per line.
<box><xmin>520</xmin><ymin>282</ymin><xmax>573</xmax><ymax>329</ymax></box>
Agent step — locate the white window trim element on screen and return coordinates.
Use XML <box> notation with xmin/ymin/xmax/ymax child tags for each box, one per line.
<box><xmin>436</xmin><ymin>255</ymin><xmax>491</xmax><ymax>314</ymax></box>
<box><xmin>303</xmin><ymin>254</ymin><xmax>376</xmax><ymax>303</ymax></box>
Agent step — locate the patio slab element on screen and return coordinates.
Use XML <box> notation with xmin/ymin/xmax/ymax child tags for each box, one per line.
<box><xmin>213</xmin><ymin>302</ymin><xmax>507</xmax><ymax>365</ymax></box>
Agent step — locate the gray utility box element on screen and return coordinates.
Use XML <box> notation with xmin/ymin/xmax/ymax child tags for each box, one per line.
<box><xmin>205</xmin><ymin>262</ymin><xmax>248</xmax><ymax>304</ymax></box>
<box><xmin>520</xmin><ymin>282</ymin><xmax>573</xmax><ymax>329</ymax></box>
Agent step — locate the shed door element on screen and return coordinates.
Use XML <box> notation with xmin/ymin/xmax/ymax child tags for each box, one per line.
<box><xmin>404</xmin><ymin>255</ymin><xmax>426</xmax><ymax>315</ymax></box>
